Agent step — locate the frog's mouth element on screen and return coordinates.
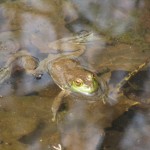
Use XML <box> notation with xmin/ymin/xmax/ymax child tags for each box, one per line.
<box><xmin>71</xmin><ymin>79</ymin><xmax>99</xmax><ymax>95</ymax></box>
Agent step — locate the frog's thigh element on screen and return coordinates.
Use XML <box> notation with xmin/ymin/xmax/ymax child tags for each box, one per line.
<box><xmin>51</xmin><ymin>90</ymin><xmax>70</xmax><ymax>122</ymax></box>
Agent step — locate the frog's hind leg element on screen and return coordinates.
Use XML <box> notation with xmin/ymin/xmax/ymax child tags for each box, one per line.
<box><xmin>51</xmin><ymin>90</ymin><xmax>70</xmax><ymax>122</ymax></box>
<box><xmin>5</xmin><ymin>50</ymin><xmax>33</xmax><ymax>67</ymax></box>
<box><xmin>108</xmin><ymin>57</ymin><xmax>150</xmax><ymax>104</ymax></box>
<box><xmin>0</xmin><ymin>50</ymin><xmax>37</xmax><ymax>84</ymax></box>
<box><xmin>116</xmin><ymin>57</ymin><xmax>150</xmax><ymax>93</ymax></box>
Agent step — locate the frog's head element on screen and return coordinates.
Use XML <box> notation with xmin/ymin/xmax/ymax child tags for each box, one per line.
<box><xmin>70</xmin><ymin>71</ymin><xmax>99</xmax><ymax>95</ymax></box>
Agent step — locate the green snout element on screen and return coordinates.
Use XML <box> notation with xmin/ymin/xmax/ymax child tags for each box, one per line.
<box><xmin>71</xmin><ymin>79</ymin><xmax>99</xmax><ymax>95</ymax></box>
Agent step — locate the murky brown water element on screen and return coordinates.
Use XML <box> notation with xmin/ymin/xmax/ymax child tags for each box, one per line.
<box><xmin>0</xmin><ymin>0</ymin><xmax>150</xmax><ymax>150</ymax></box>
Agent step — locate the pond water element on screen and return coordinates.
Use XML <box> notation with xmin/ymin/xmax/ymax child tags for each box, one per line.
<box><xmin>0</xmin><ymin>0</ymin><xmax>150</xmax><ymax>150</ymax></box>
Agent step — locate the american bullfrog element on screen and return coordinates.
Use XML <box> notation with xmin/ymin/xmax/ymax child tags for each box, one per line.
<box><xmin>0</xmin><ymin>31</ymin><xmax>106</xmax><ymax>121</ymax></box>
<box><xmin>33</xmin><ymin>55</ymin><xmax>108</xmax><ymax>121</ymax></box>
<box><xmin>33</xmin><ymin>51</ymin><xmax>150</xmax><ymax>121</ymax></box>
<box><xmin>0</xmin><ymin>31</ymin><xmax>149</xmax><ymax>122</ymax></box>
<box><xmin>31</xmin><ymin>31</ymin><xmax>107</xmax><ymax>121</ymax></box>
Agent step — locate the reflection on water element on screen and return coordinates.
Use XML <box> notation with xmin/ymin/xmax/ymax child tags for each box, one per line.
<box><xmin>0</xmin><ymin>0</ymin><xmax>149</xmax><ymax>150</ymax></box>
<box><xmin>121</xmin><ymin>110</ymin><xmax>150</xmax><ymax>150</ymax></box>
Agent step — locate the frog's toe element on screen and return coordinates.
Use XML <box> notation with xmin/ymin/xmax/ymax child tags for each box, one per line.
<box><xmin>32</xmin><ymin>71</ymin><xmax>43</xmax><ymax>79</ymax></box>
<box><xmin>35</xmin><ymin>74</ymin><xmax>43</xmax><ymax>80</ymax></box>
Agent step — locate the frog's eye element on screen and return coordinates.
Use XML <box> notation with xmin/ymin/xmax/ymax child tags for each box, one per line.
<box><xmin>73</xmin><ymin>78</ymin><xmax>83</xmax><ymax>86</ymax></box>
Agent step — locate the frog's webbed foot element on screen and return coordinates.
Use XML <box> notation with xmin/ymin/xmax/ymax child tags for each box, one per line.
<box><xmin>31</xmin><ymin>68</ymin><xmax>46</xmax><ymax>80</ymax></box>
<box><xmin>51</xmin><ymin>90</ymin><xmax>70</xmax><ymax>122</ymax></box>
<box><xmin>31</xmin><ymin>58</ymin><xmax>49</xmax><ymax>79</ymax></box>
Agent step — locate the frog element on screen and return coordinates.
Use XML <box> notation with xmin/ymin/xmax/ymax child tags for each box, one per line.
<box><xmin>33</xmin><ymin>54</ymin><xmax>108</xmax><ymax>122</ymax></box>
<box><xmin>0</xmin><ymin>31</ymin><xmax>149</xmax><ymax>123</ymax></box>
<box><xmin>31</xmin><ymin>48</ymin><xmax>150</xmax><ymax>121</ymax></box>
<box><xmin>30</xmin><ymin>32</ymin><xmax>108</xmax><ymax>121</ymax></box>
<box><xmin>30</xmin><ymin>31</ymin><xmax>150</xmax><ymax>121</ymax></box>
<box><xmin>0</xmin><ymin>31</ymin><xmax>107</xmax><ymax>121</ymax></box>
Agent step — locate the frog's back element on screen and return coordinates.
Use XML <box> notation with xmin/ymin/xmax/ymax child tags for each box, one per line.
<box><xmin>48</xmin><ymin>58</ymin><xmax>80</xmax><ymax>88</ymax></box>
<box><xmin>50</xmin><ymin>57</ymin><xmax>79</xmax><ymax>71</ymax></box>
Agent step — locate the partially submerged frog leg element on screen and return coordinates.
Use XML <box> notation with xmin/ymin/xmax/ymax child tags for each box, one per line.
<box><xmin>0</xmin><ymin>50</ymin><xmax>34</xmax><ymax>84</ymax></box>
<box><xmin>115</xmin><ymin>57</ymin><xmax>150</xmax><ymax>93</ymax></box>
<box><xmin>5</xmin><ymin>50</ymin><xmax>32</xmax><ymax>67</ymax></box>
<box><xmin>31</xmin><ymin>58</ymin><xmax>49</xmax><ymax>79</ymax></box>
<box><xmin>33</xmin><ymin>47</ymin><xmax>85</xmax><ymax>79</ymax></box>
<box><xmin>31</xmin><ymin>31</ymin><xmax>91</xmax><ymax>54</ymax></box>
<box><xmin>64</xmin><ymin>47</ymin><xmax>85</xmax><ymax>59</ymax></box>
<box><xmin>51</xmin><ymin>90</ymin><xmax>70</xmax><ymax>122</ymax></box>
<box><xmin>32</xmin><ymin>53</ymin><xmax>62</xmax><ymax>79</ymax></box>
<box><xmin>108</xmin><ymin>57</ymin><xmax>150</xmax><ymax>104</ymax></box>
<box><xmin>70</xmin><ymin>31</ymin><xmax>102</xmax><ymax>43</ymax></box>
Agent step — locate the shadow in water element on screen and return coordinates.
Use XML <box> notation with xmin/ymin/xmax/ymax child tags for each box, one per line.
<box><xmin>18</xmin><ymin>121</ymin><xmax>45</xmax><ymax>145</ymax></box>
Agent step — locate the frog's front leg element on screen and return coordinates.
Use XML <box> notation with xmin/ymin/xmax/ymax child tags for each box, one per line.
<box><xmin>51</xmin><ymin>90</ymin><xmax>70</xmax><ymax>122</ymax></box>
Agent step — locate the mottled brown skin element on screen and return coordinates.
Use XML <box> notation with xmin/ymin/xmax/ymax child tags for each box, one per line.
<box><xmin>21</xmin><ymin>55</ymin><xmax>39</xmax><ymax>74</ymax></box>
<box><xmin>45</xmin><ymin>57</ymin><xmax>106</xmax><ymax>121</ymax></box>
<box><xmin>49</xmin><ymin>58</ymin><xmax>98</xmax><ymax>91</ymax></box>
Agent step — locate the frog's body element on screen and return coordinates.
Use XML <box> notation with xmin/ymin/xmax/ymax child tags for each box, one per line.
<box><xmin>50</xmin><ymin>58</ymin><xmax>99</xmax><ymax>95</ymax></box>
